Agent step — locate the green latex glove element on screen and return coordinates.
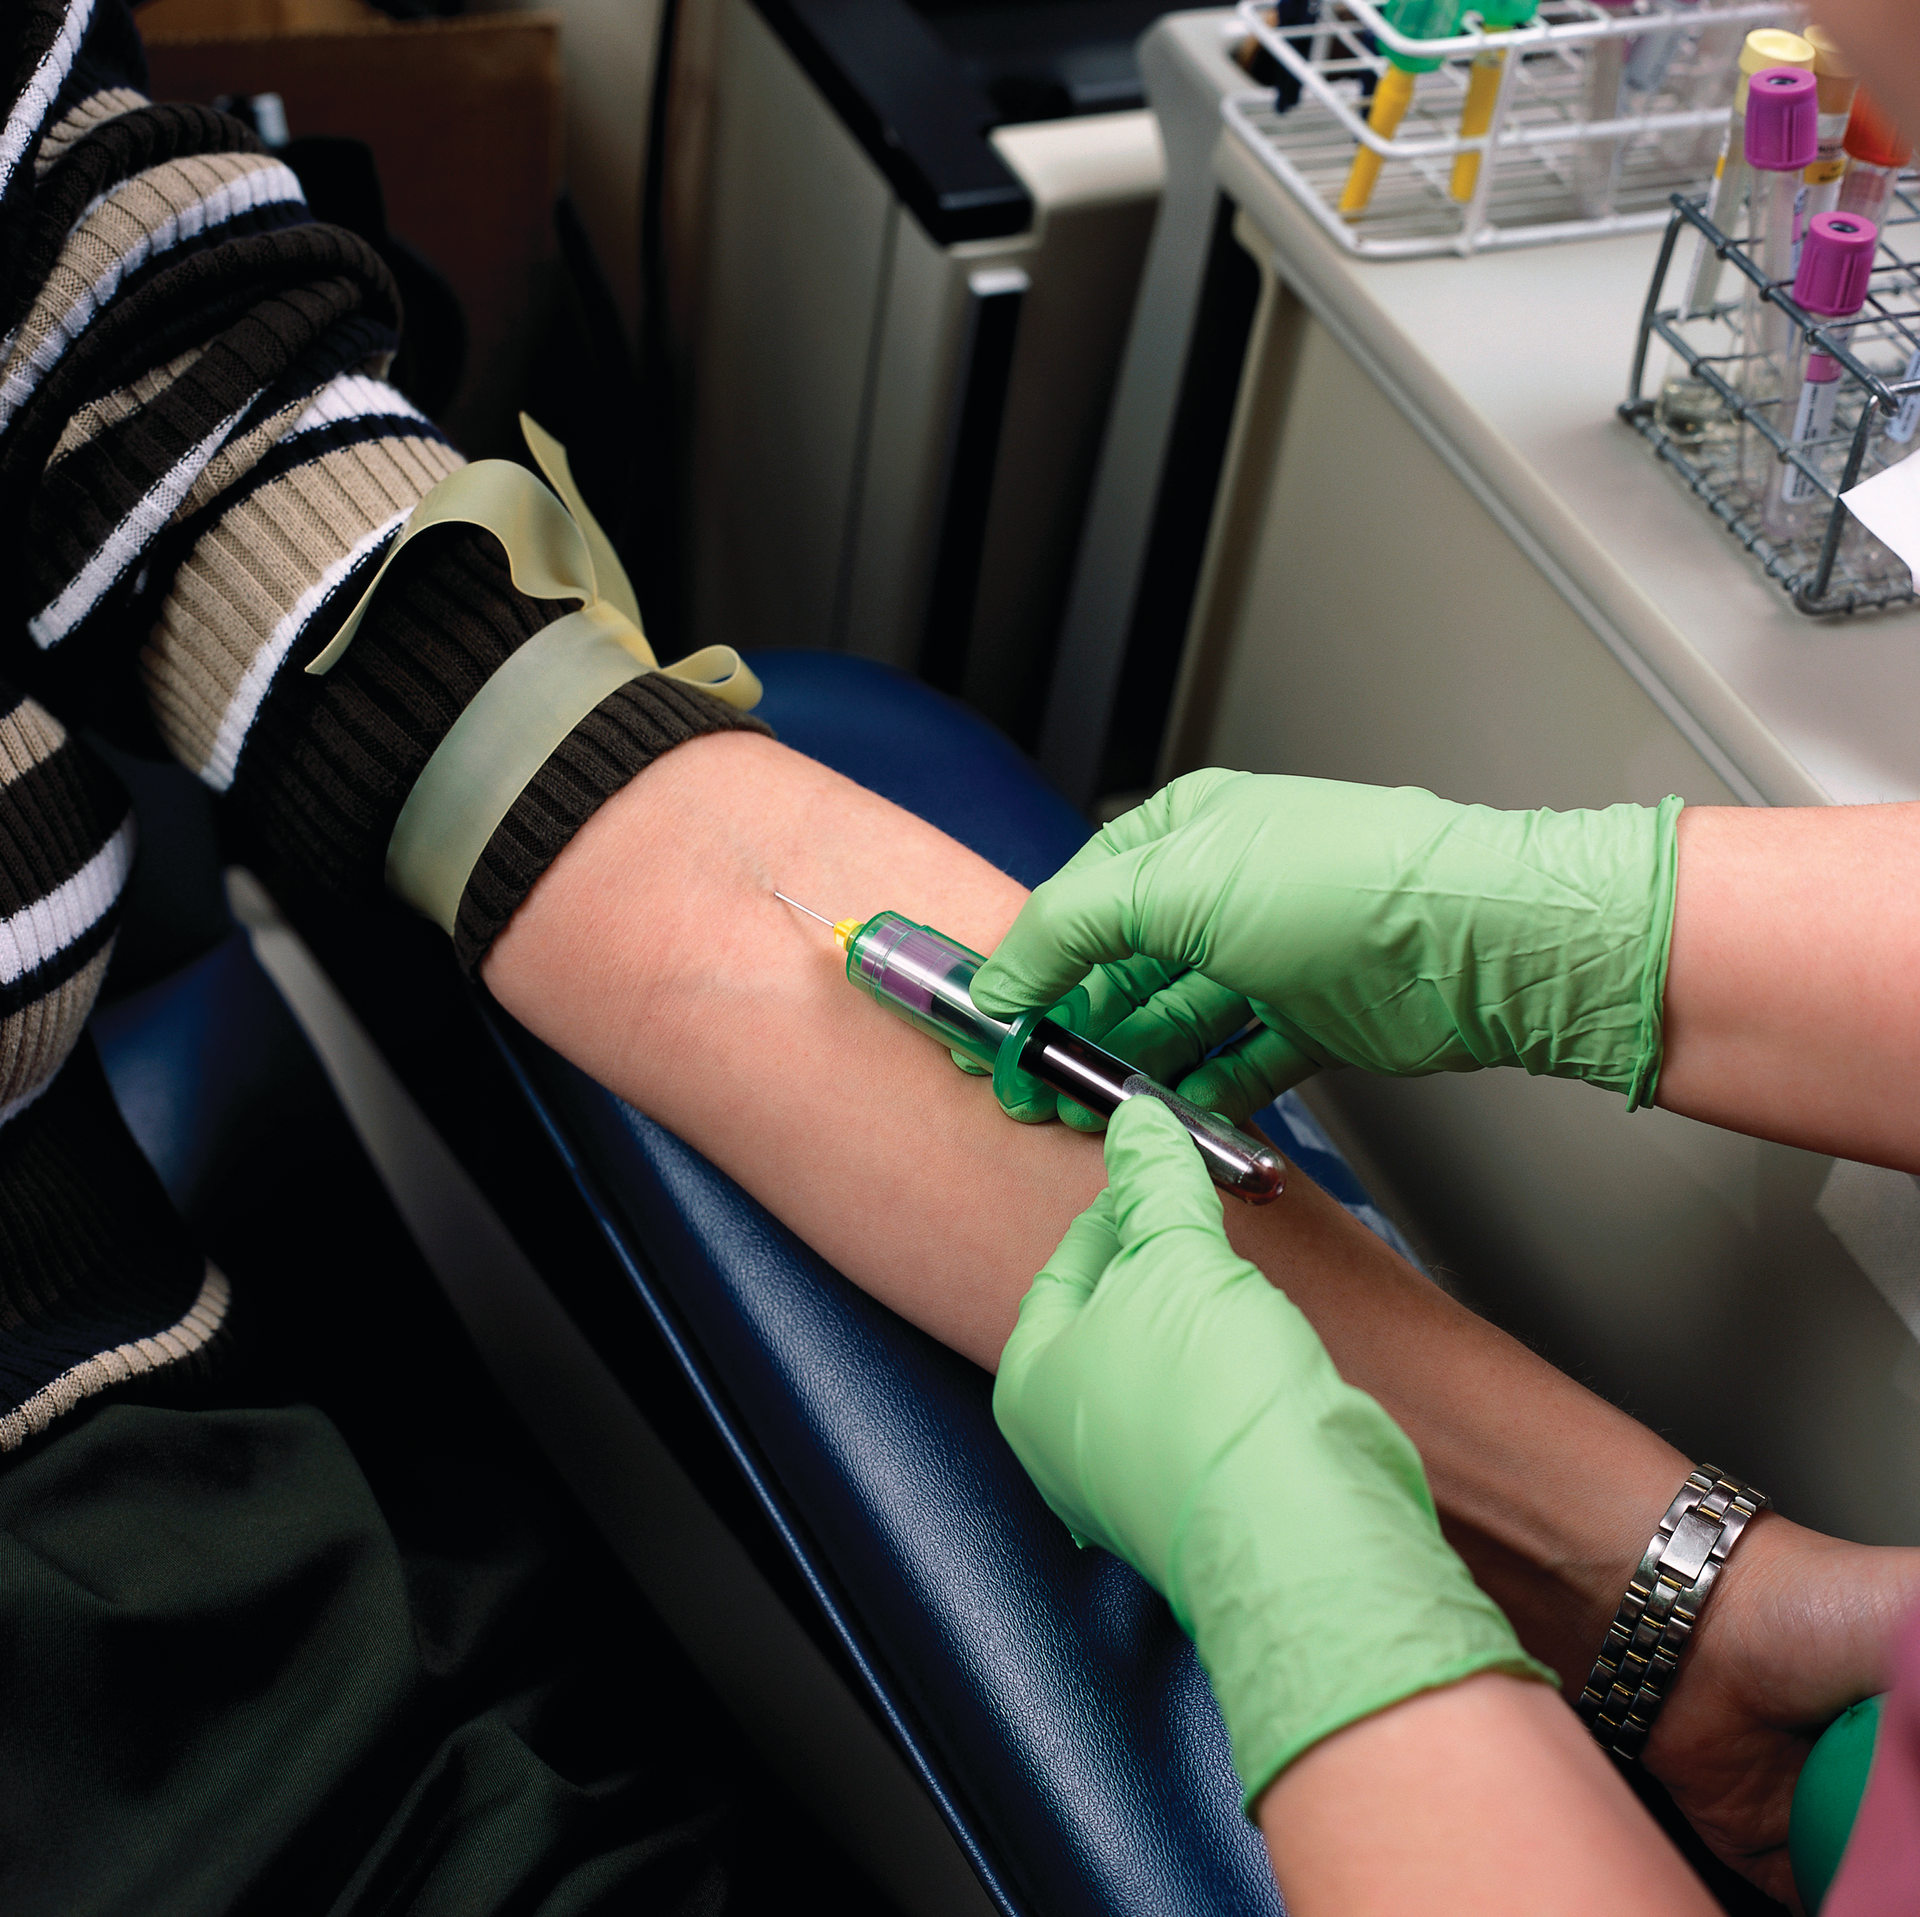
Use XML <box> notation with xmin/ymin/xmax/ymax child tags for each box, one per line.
<box><xmin>993</xmin><ymin>1096</ymin><xmax>1554</xmax><ymax>1806</ymax></box>
<box><xmin>971</xmin><ymin>769</ymin><xmax>1685</xmax><ymax>1127</ymax></box>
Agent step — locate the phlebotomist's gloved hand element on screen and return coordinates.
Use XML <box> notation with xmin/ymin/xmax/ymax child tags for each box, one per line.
<box><xmin>993</xmin><ymin>1096</ymin><xmax>1554</xmax><ymax>1808</ymax></box>
<box><xmin>971</xmin><ymin>769</ymin><xmax>1684</xmax><ymax>1127</ymax></box>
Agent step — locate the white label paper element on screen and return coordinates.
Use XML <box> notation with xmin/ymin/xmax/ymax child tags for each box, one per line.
<box><xmin>1842</xmin><ymin>452</ymin><xmax>1920</xmax><ymax>573</ymax></box>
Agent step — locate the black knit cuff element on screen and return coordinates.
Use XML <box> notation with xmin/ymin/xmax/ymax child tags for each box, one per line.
<box><xmin>234</xmin><ymin>520</ymin><xmax>771</xmax><ymax>972</ymax></box>
<box><xmin>0</xmin><ymin>1040</ymin><xmax>223</xmax><ymax>1452</ymax></box>
<box><xmin>452</xmin><ymin>673</ymin><xmax>772</xmax><ymax>972</ymax></box>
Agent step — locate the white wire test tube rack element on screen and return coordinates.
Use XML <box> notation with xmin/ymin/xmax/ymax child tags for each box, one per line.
<box><xmin>1228</xmin><ymin>0</ymin><xmax>1795</xmax><ymax>258</ymax></box>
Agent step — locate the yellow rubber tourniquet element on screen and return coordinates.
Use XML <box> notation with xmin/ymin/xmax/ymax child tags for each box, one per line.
<box><xmin>518</xmin><ymin>412</ymin><xmax>643</xmax><ymax>630</ymax></box>
<box><xmin>305</xmin><ymin>415</ymin><xmax>761</xmax><ymax>933</ymax></box>
<box><xmin>388</xmin><ymin>605</ymin><xmax>638</xmax><ymax>933</ymax></box>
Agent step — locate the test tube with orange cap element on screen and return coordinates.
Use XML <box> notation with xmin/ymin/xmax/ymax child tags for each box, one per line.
<box><xmin>1837</xmin><ymin>86</ymin><xmax>1913</xmax><ymax>228</ymax></box>
<box><xmin>1681</xmin><ymin>26</ymin><xmax>1815</xmax><ymax>316</ymax></box>
<box><xmin>1801</xmin><ymin>26</ymin><xmax>1861</xmax><ymax>223</ymax></box>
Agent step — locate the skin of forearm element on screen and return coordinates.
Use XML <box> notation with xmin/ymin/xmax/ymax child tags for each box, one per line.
<box><xmin>1255</xmin><ymin>1674</ymin><xmax>1720</xmax><ymax>1917</ymax></box>
<box><xmin>484</xmin><ymin>731</ymin><xmax>1105</xmax><ymax>1364</ymax></box>
<box><xmin>483</xmin><ymin>733</ymin><xmax>1691</xmax><ymax>1666</ymax></box>
<box><xmin>1659</xmin><ymin>804</ymin><xmax>1920</xmax><ymax>1172</ymax></box>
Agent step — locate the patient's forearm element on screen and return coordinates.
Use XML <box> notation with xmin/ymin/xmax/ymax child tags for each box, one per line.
<box><xmin>485</xmin><ymin>730</ymin><xmax>1104</xmax><ymax>1362</ymax></box>
<box><xmin>484</xmin><ymin>732</ymin><xmax>1684</xmax><ymax>1670</ymax></box>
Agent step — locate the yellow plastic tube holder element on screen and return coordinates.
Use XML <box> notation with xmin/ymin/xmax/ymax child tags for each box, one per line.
<box><xmin>1341</xmin><ymin>65</ymin><xmax>1418</xmax><ymax>218</ymax></box>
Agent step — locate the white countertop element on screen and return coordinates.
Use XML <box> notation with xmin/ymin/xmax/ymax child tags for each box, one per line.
<box><xmin>1215</xmin><ymin>131</ymin><xmax>1920</xmax><ymax>807</ymax></box>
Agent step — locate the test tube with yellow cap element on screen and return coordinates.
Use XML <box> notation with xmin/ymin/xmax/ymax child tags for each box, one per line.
<box><xmin>1449</xmin><ymin>0</ymin><xmax>1535</xmax><ymax>205</ymax></box>
<box><xmin>1680</xmin><ymin>26</ymin><xmax>1816</xmax><ymax>316</ymax></box>
<box><xmin>1656</xmin><ymin>30</ymin><xmax>1815</xmax><ymax>444</ymax></box>
<box><xmin>1339</xmin><ymin>0</ymin><xmax>1464</xmax><ymax>220</ymax></box>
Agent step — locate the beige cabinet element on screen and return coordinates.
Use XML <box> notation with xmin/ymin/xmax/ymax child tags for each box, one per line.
<box><xmin>682</xmin><ymin>0</ymin><xmax>1163</xmax><ymax>742</ymax></box>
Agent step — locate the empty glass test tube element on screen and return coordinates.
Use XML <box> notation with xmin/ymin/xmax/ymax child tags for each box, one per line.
<box><xmin>1621</xmin><ymin>0</ymin><xmax>1700</xmax><ymax>107</ymax></box>
<box><xmin>1575</xmin><ymin>0</ymin><xmax>1636</xmax><ymax>219</ymax></box>
<box><xmin>832</xmin><ymin>908</ymin><xmax>1285</xmax><ymax>1205</ymax></box>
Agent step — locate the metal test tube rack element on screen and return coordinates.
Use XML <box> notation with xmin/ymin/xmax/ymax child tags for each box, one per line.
<box><xmin>1621</xmin><ymin>189</ymin><xmax>1920</xmax><ymax>616</ymax></box>
<box><xmin>1229</xmin><ymin>0</ymin><xmax>1793</xmax><ymax>259</ymax></box>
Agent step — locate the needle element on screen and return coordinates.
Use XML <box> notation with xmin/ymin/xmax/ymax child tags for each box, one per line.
<box><xmin>773</xmin><ymin>891</ymin><xmax>836</xmax><ymax>928</ymax></box>
<box><xmin>775</xmin><ymin>891</ymin><xmax>866</xmax><ymax>952</ymax></box>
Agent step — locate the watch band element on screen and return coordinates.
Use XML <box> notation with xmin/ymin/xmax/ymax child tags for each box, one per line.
<box><xmin>1578</xmin><ymin>1464</ymin><xmax>1769</xmax><ymax>1761</ymax></box>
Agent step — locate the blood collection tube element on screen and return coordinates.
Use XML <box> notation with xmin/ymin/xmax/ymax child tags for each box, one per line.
<box><xmin>1016</xmin><ymin>1022</ymin><xmax>1291</xmax><ymax>1204</ymax></box>
<box><xmin>1801</xmin><ymin>27</ymin><xmax>1860</xmax><ymax>224</ymax></box>
<box><xmin>1741</xmin><ymin>68</ymin><xmax>1820</xmax><ymax>395</ymax></box>
<box><xmin>1836</xmin><ymin>87</ymin><xmax>1913</xmax><ymax>229</ymax></box>
<box><xmin>1767</xmin><ymin>210</ymin><xmax>1877</xmax><ymax>534</ymax></box>
<box><xmin>813</xmin><ymin>904</ymin><xmax>1286</xmax><ymax>1204</ymax></box>
<box><xmin>1681</xmin><ymin>28</ymin><xmax>1814</xmax><ymax>317</ymax></box>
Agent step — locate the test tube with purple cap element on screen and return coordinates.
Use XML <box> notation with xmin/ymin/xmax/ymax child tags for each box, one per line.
<box><xmin>1738</xmin><ymin>65</ymin><xmax>1820</xmax><ymax>485</ymax></box>
<box><xmin>1766</xmin><ymin>209</ymin><xmax>1877</xmax><ymax>534</ymax></box>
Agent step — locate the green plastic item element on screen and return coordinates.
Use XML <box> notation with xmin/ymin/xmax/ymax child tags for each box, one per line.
<box><xmin>971</xmin><ymin>769</ymin><xmax>1685</xmax><ymax>1128</ymax></box>
<box><xmin>840</xmin><ymin>910</ymin><xmax>1081</xmax><ymax>1121</ymax></box>
<box><xmin>843</xmin><ymin>911</ymin><xmax>1012</xmax><ymax>1068</ymax></box>
<box><xmin>1791</xmin><ymin>1694</ymin><xmax>1885</xmax><ymax>1912</ymax></box>
<box><xmin>1380</xmin><ymin>0</ymin><xmax>1465</xmax><ymax>73</ymax></box>
<box><xmin>993</xmin><ymin>1096</ymin><xmax>1554</xmax><ymax>1808</ymax></box>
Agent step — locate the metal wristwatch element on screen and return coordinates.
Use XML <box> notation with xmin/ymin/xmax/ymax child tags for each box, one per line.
<box><xmin>1577</xmin><ymin>1464</ymin><xmax>1769</xmax><ymax>1761</ymax></box>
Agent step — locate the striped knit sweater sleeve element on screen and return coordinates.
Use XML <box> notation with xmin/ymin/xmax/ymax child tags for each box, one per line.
<box><xmin>0</xmin><ymin>681</ymin><xmax>226</xmax><ymax>1451</ymax></box>
<box><xmin>1</xmin><ymin>0</ymin><xmax>768</xmax><ymax>971</ymax></box>
<box><xmin>0</xmin><ymin>0</ymin><xmax>769</xmax><ymax>1452</ymax></box>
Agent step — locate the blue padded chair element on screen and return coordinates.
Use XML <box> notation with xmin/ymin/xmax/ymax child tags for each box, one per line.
<box><xmin>145</xmin><ymin>652</ymin><xmax>1423</xmax><ymax>1917</ymax></box>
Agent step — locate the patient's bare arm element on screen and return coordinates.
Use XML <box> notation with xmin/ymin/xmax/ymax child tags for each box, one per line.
<box><xmin>486</xmin><ymin>731</ymin><xmax>1920</xmax><ymax>1902</ymax></box>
